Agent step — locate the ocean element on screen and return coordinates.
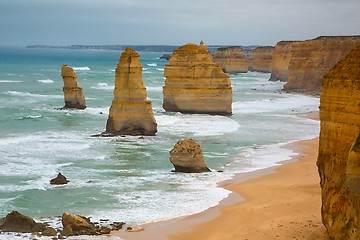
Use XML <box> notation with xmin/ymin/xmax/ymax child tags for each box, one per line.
<box><xmin>0</xmin><ymin>47</ymin><xmax>319</xmax><ymax>239</ymax></box>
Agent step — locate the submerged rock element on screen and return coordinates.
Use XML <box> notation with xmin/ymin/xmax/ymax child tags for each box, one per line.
<box><xmin>0</xmin><ymin>211</ymin><xmax>46</xmax><ymax>233</ymax></box>
<box><xmin>317</xmin><ymin>45</ymin><xmax>360</xmax><ymax>239</ymax></box>
<box><xmin>61</xmin><ymin>64</ymin><xmax>86</xmax><ymax>109</ymax></box>
<box><xmin>103</xmin><ymin>48</ymin><xmax>157</xmax><ymax>136</ymax></box>
<box><xmin>50</xmin><ymin>172</ymin><xmax>69</xmax><ymax>185</ymax></box>
<box><xmin>169</xmin><ymin>138</ymin><xmax>211</xmax><ymax>173</ymax></box>
<box><xmin>163</xmin><ymin>42</ymin><xmax>232</xmax><ymax>115</ymax></box>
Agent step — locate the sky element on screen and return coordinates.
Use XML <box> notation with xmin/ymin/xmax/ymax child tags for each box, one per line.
<box><xmin>0</xmin><ymin>0</ymin><xmax>359</xmax><ymax>46</ymax></box>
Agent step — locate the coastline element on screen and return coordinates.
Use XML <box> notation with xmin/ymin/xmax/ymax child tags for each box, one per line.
<box><xmin>112</xmin><ymin>129</ymin><xmax>327</xmax><ymax>238</ymax></box>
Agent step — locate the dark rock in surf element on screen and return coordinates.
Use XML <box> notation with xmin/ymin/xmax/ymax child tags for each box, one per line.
<box><xmin>0</xmin><ymin>211</ymin><xmax>46</xmax><ymax>233</ymax></box>
<box><xmin>50</xmin><ymin>173</ymin><xmax>69</xmax><ymax>185</ymax></box>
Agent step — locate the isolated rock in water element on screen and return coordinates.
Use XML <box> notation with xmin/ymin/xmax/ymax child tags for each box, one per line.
<box><xmin>160</xmin><ymin>53</ymin><xmax>172</xmax><ymax>60</ymax></box>
<box><xmin>269</xmin><ymin>41</ymin><xmax>300</xmax><ymax>82</ymax></box>
<box><xmin>213</xmin><ymin>46</ymin><xmax>248</xmax><ymax>73</ymax></box>
<box><xmin>0</xmin><ymin>211</ymin><xmax>46</xmax><ymax>233</ymax></box>
<box><xmin>61</xmin><ymin>64</ymin><xmax>86</xmax><ymax>109</ymax></box>
<box><xmin>284</xmin><ymin>35</ymin><xmax>360</xmax><ymax>94</ymax></box>
<box><xmin>170</xmin><ymin>138</ymin><xmax>211</xmax><ymax>173</ymax></box>
<box><xmin>61</xmin><ymin>212</ymin><xmax>95</xmax><ymax>236</ymax></box>
<box><xmin>248</xmin><ymin>46</ymin><xmax>274</xmax><ymax>73</ymax></box>
<box><xmin>50</xmin><ymin>172</ymin><xmax>69</xmax><ymax>185</ymax></box>
<box><xmin>163</xmin><ymin>42</ymin><xmax>232</xmax><ymax>115</ymax></box>
<box><xmin>317</xmin><ymin>45</ymin><xmax>360</xmax><ymax>239</ymax></box>
<box><xmin>104</xmin><ymin>48</ymin><xmax>157</xmax><ymax>136</ymax></box>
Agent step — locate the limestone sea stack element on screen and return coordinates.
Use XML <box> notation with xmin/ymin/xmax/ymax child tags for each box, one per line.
<box><xmin>169</xmin><ymin>138</ymin><xmax>211</xmax><ymax>173</ymax></box>
<box><xmin>248</xmin><ymin>46</ymin><xmax>274</xmax><ymax>73</ymax></box>
<box><xmin>61</xmin><ymin>64</ymin><xmax>86</xmax><ymax>109</ymax></box>
<box><xmin>213</xmin><ymin>46</ymin><xmax>248</xmax><ymax>73</ymax></box>
<box><xmin>269</xmin><ymin>41</ymin><xmax>299</xmax><ymax>82</ymax></box>
<box><xmin>163</xmin><ymin>42</ymin><xmax>232</xmax><ymax>115</ymax></box>
<box><xmin>284</xmin><ymin>36</ymin><xmax>360</xmax><ymax>94</ymax></box>
<box><xmin>104</xmin><ymin>48</ymin><xmax>157</xmax><ymax>136</ymax></box>
<box><xmin>317</xmin><ymin>45</ymin><xmax>360</xmax><ymax>239</ymax></box>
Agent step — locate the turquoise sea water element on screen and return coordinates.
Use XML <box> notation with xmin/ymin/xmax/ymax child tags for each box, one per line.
<box><xmin>0</xmin><ymin>47</ymin><xmax>319</xmax><ymax>239</ymax></box>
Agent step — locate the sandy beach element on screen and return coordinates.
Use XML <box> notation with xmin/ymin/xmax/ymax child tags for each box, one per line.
<box><xmin>112</xmin><ymin>134</ymin><xmax>328</xmax><ymax>240</ymax></box>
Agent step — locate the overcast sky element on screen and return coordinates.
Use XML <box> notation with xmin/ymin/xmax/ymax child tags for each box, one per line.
<box><xmin>0</xmin><ymin>0</ymin><xmax>359</xmax><ymax>46</ymax></box>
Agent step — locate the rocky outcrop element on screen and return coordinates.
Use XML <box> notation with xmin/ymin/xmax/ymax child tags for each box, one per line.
<box><xmin>163</xmin><ymin>43</ymin><xmax>232</xmax><ymax>115</ymax></box>
<box><xmin>269</xmin><ymin>41</ymin><xmax>299</xmax><ymax>82</ymax></box>
<box><xmin>61</xmin><ymin>64</ymin><xmax>86</xmax><ymax>109</ymax></box>
<box><xmin>317</xmin><ymin>45</ymin><xmax>360</xmax><ymax>239</ymax></box>
<box><xmin>169</xmin><ymin>138</ymin><xmax>210</xmax><ymax>173</ymax></box>
<box><xmin>248</xmin><ymin>46</ymin><xmax>274</xmax><ymax>73</ymax></box>
<box><xmin>50</xmin><ymin>172</ymin><xmax>69</xmax><ymax>185</ymax></box>
<box><xmin>104</xmin><ymin>48</ymin><xmax>157</xmax><ymax>136</ymax></box>
<box><xmin>160</xmin><ymin>53</ymin><xmax>172</xmax><ymax>60</ymax></box>
<box><xmin>284</xmin><ymin>36</ymin><xmax>360</xmax><ymax>94</ymax></box>
<box><xmin>0</xmin><ymin>211</ymin><xmax>46</xmax><ymax>233</ymax></box>
<box><xmin>62</xmin><ymin>212</ymin><xmax>95</xmax><ymax>236</ymax></box>
<box><xmin>213</xmin><ymin>46</ymin><xmax>248</xmax><ymax>73</ymax></box>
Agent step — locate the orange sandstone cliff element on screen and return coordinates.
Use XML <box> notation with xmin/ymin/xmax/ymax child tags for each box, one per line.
<box><xmin>61</xmin><ymin>64</ymin><xmax>86</xmax><ymax>109</ymax></box>
<box><xmin>163</xmin><ymin>43</ymin><xmax>232</xmax><ymax>115</ymax></box>
<box><xmin>248</xmin><ymin>46</ymin><xmax>274</xmax><ymax>73</ymax></box>
<box><xmin>317</xmin><ymin>45</ymin><xmax>360</xmax><ymax>239</ymax></box>
<box><xmin>213</xmin><ymin>46</ymin><xmax>248</xmax><ymax>73</ymax></box>
<box><xmin>284</xmin><ymin>36</ymin><xmax>360</xmax><ymax>94</ymax></box>
<box><xmin>269</xmin><ymin>41</ymin><xmax>299</xmax><ymax>82</ymax></box>
<box><xmin>104</xmin><ymin>48</ymin><xmax>157</xmax><ymax>136</ymax></box>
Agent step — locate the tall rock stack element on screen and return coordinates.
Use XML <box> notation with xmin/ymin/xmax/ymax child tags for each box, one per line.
<box><xmin>284</xmin><ymin>36</ymin><xmax>360</xmax><ymax>94</ymax></box>
<box><xmin>248</xmin><ymin>46</ymin><xmax>274</xmax><ymax>73</ymax></box>
<box><xmin>317</xmin><ymin>46</ymin><xmax>360</xmax><ymax>239</ymax></box>
<box><xmin>104</xmin><ymin>48</ymin><xmax>157</xmax><ymax>136</ymax></box>
<box><xmin>163</xmin><ymin>43</ymin><xmax>232</xmax><ymax>115</ymax></box>
<box><xmin>61</xmin><ymin>64</ymin><xmax>86</xmax><ymax>109</ymax></box>
<box><xmin>213</xmin><ymin>46</ymin><xmax>248</xmax><ymax>73</ymax></box>
<box><xmin>269</xmin><ymin>41</ymin><xmax>299</xmax><ymax>82</ymax></box>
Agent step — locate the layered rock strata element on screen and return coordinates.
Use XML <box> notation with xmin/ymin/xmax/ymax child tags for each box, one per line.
<box><xmin>317</xmin><ymin>45</ymin><xmax>360</xmax><ymax>239</ymax></box>
<box><xmin>169</xmin><ymin>138</ymin><xmax>211</xmax><ymax>173</ymax></box>
<box><xmin>163</xmin><ymin>43</ymin><xmax>232</xmax><ymax>115</ymax></box>
<box><xmin>213</xmin><ymin>46</ymin><xmax>248</xmax><ymax>73</ymax></box>
<box><xmin>269</xmin><ymin>41</ymin><xmax>299</xmax><ymax>82</ymax></box>
<box><xmin>248</xmin><ymin>46</ymin><xmax>274</xmax><ymax>72</ymax></box>
<box><xmin>104</xmin><ymin>48</ymin><xmax>157</xmax><ymax>136</ymax></box>
<box><xmin>284</xmin><ymin>36</ymin><xmax>360</xmax><ymax>94</ymax></box>
<box><xmin>61</xmin><ymin>64</ymin><xmax>86</xmax><ymax>109</ymax></box>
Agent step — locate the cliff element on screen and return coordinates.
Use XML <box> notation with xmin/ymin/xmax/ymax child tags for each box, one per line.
<box><xmin>104</xmin><ymin>48</ymin><xmax>157</xmax><ymax>136</ymax></box>
<box><xmin>213</xmin><ymin>46</ymin><xmax>248</xmax><ymax>73</ymax></box>
<box><xmin>61</xmin><ymin>64</ymin><xmax>86</xmax><ymax>109</ymax></box>
<box><xmin>317</xmin><ymin>45</ymin><xmax>360</xmax><ymax>239</ymax></box>
<box><xmin>284</xmin><ymin>36</ymin><xmax>360</xmax><ymax>94</ymax></box>
<box><xmin>163</xmin><ymin>43</ymin><xmax>232</xmax><ymax>115</ymax></box>
<box><xmin>248</xmin><ymin>46</ymin><xmax>274</xmax><ymax>73</ymax></box>
<box><xmin>269</xmin><ymin>41</ymin><xmax>299</xmax><ymax>82</ymax></box>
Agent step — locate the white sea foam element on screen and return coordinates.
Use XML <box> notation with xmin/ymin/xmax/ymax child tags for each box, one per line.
<box><xmin>5</xmin><ymin>91</ymin><xmax>63</xmax><ymax>99</ymax></box>
<box><xmin>0</xmin><ymin>80</ymin><xmax>22</xmax><ymax>83</ymax></box>
<box><xmin>73</xmin><ymin>66</ymin><xmax>91</xmax><ymax>71</ymax></box>
<box><xmin>91</xmin><ymin>82</ymin><xmax>114</xmax><ymax>90</ymax></box>
<box><xmin>37</xmin><ymin>79</ymin><xmax>54</xmax><ymax>84</ymax></box>
<box><xmin>156</xmin><ymin>68</ymin><xmax>164</xmax><ymax>72</ymax></box>
<box><xmin>146</xmin><ymin>86</ymin><xmax>162</xmax><ymax>92</ymax></box>
<box><xmin>147</xmin><ymin>63</ymin><xmax>157</xmax><ymax>67</ymax></box>
<box><xmin>16</xmin><ymin>115</ymin><xmax>43</xmax><ymax>120</ymax></box>
<box><xmin>155</xmin><ymin>114</ymin><xmax>240</xmax><ymax>136</ymax></box>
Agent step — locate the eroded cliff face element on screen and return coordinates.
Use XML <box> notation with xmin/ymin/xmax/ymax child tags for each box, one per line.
<box><xmin>213</xmin><ymin>46</ymin><xmax>248</xmax><ymax>73</ymax></box>
<box><xmin>163</xmin><ymin>43</ymin><xmax>232</xmax><ymax>115</ymax></box>
<box><xmin>284</xmin><ymin>36</ymin><xmax>360</xmax><ymax>94</ymax></box>
<box><xmin>317</xmin><ymin>45</ymin><xmax>360</xmax><ymax>239</ymax></box>
<box><xmin>248</xmin><ymin>46</ymin><xmax>274</xmax><ymax>73</ymax></box>
<box><xmin>61</xmin><ymin>64</ymin><xmax>86</xmax><ymax>109</ymax></box>
<box><xmin>269</xmin><ymin>41</ymin><xmax>299</xmax><ymax>82</ymax></box>
<box><xmin>104</xmin><ymin>48</ymin><xmax>157</xmax><ymax>136</ymax></box>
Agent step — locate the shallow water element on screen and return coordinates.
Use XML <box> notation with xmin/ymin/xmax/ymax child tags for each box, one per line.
<box><xmin>0</xmin><ymin>47</ymin><xmax>319</xmax><ymax>239</ymax></box>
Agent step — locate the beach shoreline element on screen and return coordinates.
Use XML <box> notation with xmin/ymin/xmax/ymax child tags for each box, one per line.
<box><xmin>112</xmin><ymin>119</ymin><xmax>328</xmax><ymax>239</ymax></box>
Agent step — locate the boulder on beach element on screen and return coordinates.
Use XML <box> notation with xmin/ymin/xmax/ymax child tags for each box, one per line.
<box><xmin>50</xmin><ymin>172</ymin><xmax>69</xmax><ymax>185</ymax></box>
<box><xmin>61</xmin><ymin>212</ymin><xmax>95</xmax><ymax>236</ymax></box>
<box><xmin>169</xmin><ymin>138</ymin><xmax>211</xmax><ymax>173</ymax></box>
<box><xmin>0</xmin><ymin>211</ymin><xmax>46</xmax><ymax>233</ymax></box>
